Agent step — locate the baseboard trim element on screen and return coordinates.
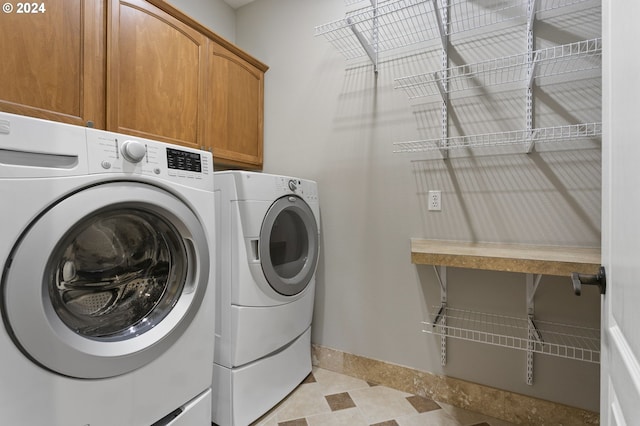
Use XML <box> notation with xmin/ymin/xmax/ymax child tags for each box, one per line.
<box><xmin>311</xmin><ymin>344</ymin><xmax>599</xmax><ymax>425</ymax></box>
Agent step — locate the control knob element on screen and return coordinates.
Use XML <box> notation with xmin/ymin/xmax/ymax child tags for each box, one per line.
<box><xmin>121</xmin><ymin>140</ymin><xmax>146</xmax><ymax>163</ymax></box>
<box><xmin>288</xmin><ymin>179</ymin><xmax>297</xmax><ymax>191</ymax></box>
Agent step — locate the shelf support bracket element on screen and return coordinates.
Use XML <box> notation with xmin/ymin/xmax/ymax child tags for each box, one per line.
<box><xmin>525</xmin><ymin>0</ymin><xmax>537</xmax><ymax>154</ymax></box>
<box><xmin>347</xmin><ymin>19</ymin><xmax>378</xmax><ymax>73</ymax></box>
<box><xmin>434</xmin><ymin>265</ymin><xmax>447</xmax><ymax>305</ymax></box>
<box><xmin>526</xmin><ymin>273</ymin><xmax>542</xmax><ymax>316</ymax></box>
<box><xmin>433</xmin><ymin>265</ymin><xmax>447</xmax><ymax>366</ymax></box>
<box><xmin>526</xmin><ymin>273</ymin><xmax>543</xmax><ymax>385</ymax></box>
<box><xmin>527</xmin><ymin>0</ymin><xmax>538</xmax><ymax>30</ymax></box>
<box><xmin>527</xmin><ymin>51</ymin><xmax>539</xmax><ymax>90</ymax></box>
<box><xmin>437</xmin><ymin>0</ymin><xmax>449</xmax><ymax>160</ymax></box>
<box><xmin>434</xmin><ymin>71</ymin><xmax>447</xmax><ymax>103</ymax></box>
<box><xmin>525</xmin><ymin>51</ymin><xmax>539</xmax><ymax>153</ymax></box>
<box><xmin>431</xmin><ymin>0</ymin><xmax>447</xmax><ymax>51</ymax></box>
<box><xmin>347</xmin><ymin>0</ymin><xmax>378</xmax><ymax>73</ymax></box>
<box><xmin>526</xmin><ymin>129</ymin><xmax>539</xmax><ymax>153</ymax></box>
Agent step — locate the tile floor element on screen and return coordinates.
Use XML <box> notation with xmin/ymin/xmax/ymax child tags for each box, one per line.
<box><xmin>251</xmin><ymin>367</ymin><xmax>516</xmax><ymax>426</ymax></box>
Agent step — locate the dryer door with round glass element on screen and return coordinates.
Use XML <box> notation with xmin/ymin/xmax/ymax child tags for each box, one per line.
<box><xmin>259</xmin><ymin>195</ymin><xmax>319</xmax><ymax>296</ymax></box>
<box><xmin>1</xmin><ymin>182</ymin><xmax>211</xmax><ymax>379</ymax></box>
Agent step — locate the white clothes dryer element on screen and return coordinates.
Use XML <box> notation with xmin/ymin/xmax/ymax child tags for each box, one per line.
<box><xmin>0</xmin><ymin>112</ymin><xmax>216</xmax><ymax>425</ymax></box>
<box><xmin>212</xmin><ymin>171</ymin><xmax>320</xmax><ymax>426</ymax></box>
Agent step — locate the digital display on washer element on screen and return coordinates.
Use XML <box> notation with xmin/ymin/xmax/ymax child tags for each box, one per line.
<box><xmin>166</xmin><ymin>148</ymin><xmax>202</xmax><ymax>173</ymax></box>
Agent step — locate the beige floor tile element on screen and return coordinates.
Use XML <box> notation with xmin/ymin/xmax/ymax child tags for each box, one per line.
<box><xmin>251</xmin><ymin>412</ymin><xmax>279</xmax><ymax>426</ymax></box>
<box><xmin>395</xmin><ymin>409</ymin><xmax>461</xmax><ymax>426</ymax></box>
<box><xmin>311</xmin><ymin>367</ymin><xmax>371</xmax><ymax>396</ymax></box>
<box><xmin>251</xmin><ymin>368</ymin><xmax>517</xmax><ymax>426</ymax></box>
<box><xmin>348</xmin><ymin>384</ymin><xmax>416</xmax><ymax>424</ymax></box>
<box><xmin>272</xmin><ymin>380</ymin><xmax>331</xmax><ymax>423</ymax></box>
<box><xmin>306</xmin><ymin>407</ymin><xmax>369</xmax><ymax>426</ymax></box>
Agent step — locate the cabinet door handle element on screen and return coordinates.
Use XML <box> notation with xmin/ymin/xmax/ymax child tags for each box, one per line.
<box><xmin>571</xmin><ymin>266</ymin><xmax>606</xmax><ymax>295</ymax></box>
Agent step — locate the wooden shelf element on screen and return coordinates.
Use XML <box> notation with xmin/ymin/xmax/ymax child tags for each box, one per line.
<box><xmin>411</xmin><ymin>238</ymin><xmax>601</xmax><ymax>277</ymax></box>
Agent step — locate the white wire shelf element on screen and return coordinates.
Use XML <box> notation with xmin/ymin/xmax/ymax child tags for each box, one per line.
<box><xmin>395</xmin><ymin>38</ymin><xmax>602</xmax><ymax>98</ymax></box>
<box><xmin>423</xmin><ymin>306</ymin><xmax>600</xmax><ymax>363</ymax></box>
<box><xmin>315</xmin><ymin>0</ymin><xmax>598</xmax><ymax>60</ymax></box>
<box><xmin>448</xmin><ymin>0</ymin><xmax>594</xmax><ymax>34</ymax></box>
<box><xmin>345</xmin><ymin>0</ymin><xmax>370</xmax><ymax>6</ymax></box>
<box><xmin>315</xmin><ymin>0</ymin><xmax>441</xmax><ymax>60</ymax></box>
<box><xmin>393</xmin><ymin>122</ymin><xmax>602</xmax><ymax>153</ymax></box>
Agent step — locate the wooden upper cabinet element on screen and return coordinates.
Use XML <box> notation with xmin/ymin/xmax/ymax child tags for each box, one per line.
<box><xmin>107</xmin><ymin>0</ymin><xmax>207</xmax><ymax>149</ymax></box>
<box><xmin>206</xmin><ymin>41</ymin><xmax>264</xmax><ymax>169</ymax></box>
<box><xmin>144</xmin><ymin>0</ymin><xmax>268</xmax><ymax>169</ymax></box>
<box><xmin>0</xmin><ymin>0</ymin><xmax>106</xmax><ymax>128</ymax></box>
<box><xmin>2</xmin><ymin>0</ymin><xmax>267</xmax><ymax>169</ymax></box>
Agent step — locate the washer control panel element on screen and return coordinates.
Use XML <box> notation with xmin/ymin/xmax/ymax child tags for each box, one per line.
<box><xmin>120</xmin><ymin>140</ymin><xmax>147</xmax><ymax>163</ymax></box>
<box><xmin>86</xmin><ymin>128</ymin><xmax>212</xmax><ymax>190</ymax></box>
<box><xmin>166</xmin><ymin>147</ymin><xmax>202</xmax><ymax>173</ymax></box>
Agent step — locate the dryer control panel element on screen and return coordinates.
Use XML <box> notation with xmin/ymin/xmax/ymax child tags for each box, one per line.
<box><xmin>86</xmin><ymin>128</ymin><xmax>212</xmax><ymax>191</ymax></box>
<box><xmin>275</xmin><ymin>175</ymin><xmax>319</xmax><ymax>203</ymax></box>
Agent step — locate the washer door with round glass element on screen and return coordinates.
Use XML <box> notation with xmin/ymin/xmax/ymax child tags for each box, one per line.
<box><xmin>259</xmin><ymin>195</ymin><xmax>319</xmax><ymax>296</ymax></box>
<box><xmin>1</xmin><ymin>182</ymin><xmax>211</xmax><ymax>379</ymax></box>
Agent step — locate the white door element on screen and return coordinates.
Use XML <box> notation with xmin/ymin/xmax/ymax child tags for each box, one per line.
<box><xmin>601</xmin><ymin>1</ymin><xmax>640</xmax><ymax>423</ymax></box>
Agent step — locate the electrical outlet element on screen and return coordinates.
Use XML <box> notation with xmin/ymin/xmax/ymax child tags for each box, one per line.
<box><xmin>428</xmin><ymin>190</ymin><xmax>441</xmax><ymax>211</ymax></box>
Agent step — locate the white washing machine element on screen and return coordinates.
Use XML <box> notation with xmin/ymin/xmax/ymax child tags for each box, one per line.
<box><xmin>212</xmin><ymin>171</ymin><xmax>320</xmax><ymax>426</ymax></box>
<box><xmin>0</xmin><ymin>112</ymin><xmax>216</xmax><ymax>425</ymax></box>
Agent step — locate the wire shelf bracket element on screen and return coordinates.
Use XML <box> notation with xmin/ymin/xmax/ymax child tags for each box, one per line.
<box><xmin>432</xmin><ymin>266</ymin><xmax>448</xmax><ymax>365</ymax></box>
<box><xmin>526</xmin><ymin>273</ymin><xmax>542</xmax><ymax>385</ymax></box>
<box><xmin>525</xmin><ymin>0</ymin><xmax>536</xmax><ymax>153</ymax></box>
<box><xmin>438</xmin><ymin>0</ymin><xmax>449</xmax><ymax>159</ymax></box>
<box><xmin>431</xmin><ymin>0</ymin><xmax>447</xmax><ymax>50</ymax></box>
<box><xmin>345</xmin><ymin>0</ymin><xmax>380</xmax><ymax>72</ymax></box>
<box><xmin>347</xmin><ymin>15</ymin><xmax>379</xmax><ymax>72</ymax></box>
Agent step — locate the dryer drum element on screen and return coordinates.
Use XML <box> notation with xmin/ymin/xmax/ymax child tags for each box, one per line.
<box><xmin>269</xmin><ymin>209</ymin><xmax>307</xmax><ymax>279</ymax></box>
<box><xmin>260</xmin><ymin>195</ymin><xmax>319</xmax><ymax>296</ymax></box>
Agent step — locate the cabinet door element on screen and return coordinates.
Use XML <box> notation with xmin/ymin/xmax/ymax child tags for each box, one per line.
<box><xmin>206</xmin><ymin>41</ymin><xmax>264</xmax><ymax>169</ymax></box>
<box><xmin>107</xmin><ymin>0</ymin><xmax>206</xmax><ymax>149</ymax></box>
<box><xmin>0</xmin><ymin>0</ymin><xmax>105</xmax><ymax>128</ymax></box>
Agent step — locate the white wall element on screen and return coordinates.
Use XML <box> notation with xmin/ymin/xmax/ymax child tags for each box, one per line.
<box><xmin>167</xmin><ymin>0</ymin><xmax>236</xmax><ymax>42</ymax></box>
<box><xmin>236</xmin><ymin>0</ymin><xmax>601</xmax><ymax>412</ymax></box>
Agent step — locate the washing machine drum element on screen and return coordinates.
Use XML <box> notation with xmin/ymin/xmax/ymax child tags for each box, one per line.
<box><xmin>50</xmin><ymin>210</ymin><xmax>186</xmax><ymax>339</ymax></box>
<box><xmin>259</xmin><ymin>195</ymin><xmax>319</xmax><ymax>296</ymax></box>
<box><xmin>1</xmin><ymin>182</ymin><xmax>210</xmax><ymax>379</ymax></box>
